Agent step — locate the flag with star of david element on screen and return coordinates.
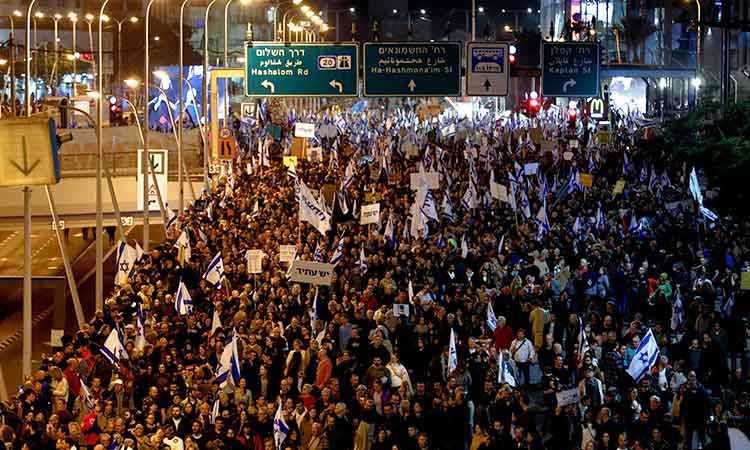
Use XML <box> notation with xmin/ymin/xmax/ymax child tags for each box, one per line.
<box><xmin>627</xmin><ymin>328</ymin><xmax>659</xmax><ymax>383</ymax></box>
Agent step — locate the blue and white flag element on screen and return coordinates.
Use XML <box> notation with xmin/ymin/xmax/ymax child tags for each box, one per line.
<box><xmin>211</xmin><ymin>396</ymin><xmax>220</xmax><ymax>424</ymax></box>
<box><xmin>273</xmin><ymin>400</ymin><xmax>289</xmax><ymax>450</ymax></box>
<box><xmin>313</xmin><ymin>241</ymin><xmax>324</xmax><ymax>262</ymax></box>
<box><xmin>287</xmin><ymin>162</ymin><xmax>298</xmax><ymax>181</ymax></box>
<box><xmin>535</xmin><ymin>199</ymin><xmax>550</xmax><ymax>234</ymax></box>
<box><xmin>165</xmin><ymin>206</ymin><xmax>178</xmax><ymax>231</ymax></box>
<box><xmin>626</xmin><ymin>329</ymin><xmax>659</xmax><ymax>383</ymax></box>
<box><xmin>487</xmin><ymin>302</ymin><xmax>498</xmax><ymax>331</ymax></box>
<box><xmin>448</xmin><ymin>328</ymin><xmax>458</xmax><ymax>373</ymax></box>
<box><xmin>670</xmin><ymin>294</ymin><xmax>684</xmax><ymax>331</ymax></box>
<box><xmin>298</xmin><ymin>180</ymin><xmax>331</xmax><ymax>235</ymax></box>
<box><xmin>596</xmin><ymin>205</ymin><xmax>604</xmax><ymax>228</ymax></box>
<box><xmin>497</xmin><ymin>234</ymin><xmax>505</xmax><ymax>255</ymax></box>
<box><xmin>462</xmin><ymin>182</ymin><xmax>477</xmax><ymax>210</ymax></box>
<box><xmin>175</xmin><ymin>280</ymin><xmax>193</xmax><ymax>317</ymax></box>
<box><xmin>573</xmin><ymin>216</ymin><xmax>583</xmax><ymax>235</ymax></box>
<box><xmin>700</xmin><ymin>206</ymin><xmax>718</xmax><ymax>222</ymax></box>
<box><xmin>441</xmin><ymin>193</ymin><xmax>455</xmax><ymax>223</ymax></box>
<box><xmin>330</xmin><ymin>234</ymin><xmax>345</xmax><ymax>265</ymax></box>
<box><xmin>629</xmin><ymin>213</ymin><xmax>639</xmax><ymax>233</ymax></box>
<box><xmin>623</xmin><ymin>151</ymin><xmax>631</xmax><ymax>174</ymax></box>
<box><xmin>689</xmin><ymin>167</ymin><xmax>703</xmax><ymax>206</ymax></box>
<box><xmin>384</xmin><ymin>216</ymin><xmax>397</xmax><ymax>250</ymax></box>
<box><xmin>520</xmin><ymin>190</ymin><xmax>531</xmax><ymax>219</ymax></box>
<box><xmin>175</xmin><ymin>230</ymin><xmax>191</xmax><ymax>265</ymax></box>
<box><xmin>101</xmin><ymin>329</ymin><xmax>128</xmax><ymax>364</ymax></box>
<box><xmin>461</xmin><ymin>235</ymin><xmax>469</xmax><ymax>258</ymax></box>
<box><xmin>498</xmin><ymin>351</ymin><xmax>517</xmax><ymax>388</ymax></box>
<box><xmin>203</xmin><ymin>252</ymin><xmax>225</xmax><ymax>289</ymax></box>
<box><xmin>311</xmin><ymin>288</ymin><xmax>320</xmax><ymax>333</ymax></box>
<box><xmin>215</xmin><ymin>329</ymin><xmax>241</xmax><ymax>388</ymax></box>
<box><xmin>359</xmin><ymin>246</ymin><xmax>368</xmax><ymax>274</ymax></box>
<box><xmin>135</xmin><ymin>304</ymin><xmax>146</xmax><ymax>352</ymax></box>
<box><xmin>115</xmin><ymin>241</ymin><xmax>138</xmax><ymax>285</ymax></box>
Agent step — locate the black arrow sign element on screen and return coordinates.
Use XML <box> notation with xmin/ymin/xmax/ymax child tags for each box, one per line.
<box><xmin>10</xmin><ymin>137</ymin><xmax>40</xmax><ymax>176</ymax></box>
<box><xmin>483</xmin><ymin>79</ymin><xmax>492</xmax><ymax>92</ymax></box>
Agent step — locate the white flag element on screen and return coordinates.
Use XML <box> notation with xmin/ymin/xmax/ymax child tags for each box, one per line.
<box><xmin>135</xmin><ymin>304</ymin><xmax>146</xmax><ymax>352</ymax></box>
<box><xmin>211</xmin><ymin>308</ymin><xmax>223</xmax><ymax>336</ymax></box>
<box><xmin>408</xmin><ymin>279</ymin><xmax>414</xmax><ymax>305</ymax></box>
<box><xmin>298</xmin><ymin>180</ymin><xmax>331</xmax><ymax>235</ymax></box>
<box><xmin>175</xmin><ymin>230</ymin><xmax>191</xmax><ymax>265</ymax></box>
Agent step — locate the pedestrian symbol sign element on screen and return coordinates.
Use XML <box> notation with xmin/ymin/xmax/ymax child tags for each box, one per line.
<box><xmin>218</xmin><ymin>128</ymin><xmax>237</xmax><ymax>160</ymax></box>
<box><xmin>466</xmin><ymin>42</ymin><xmax>509</xmax><ymax>97</ymax></box>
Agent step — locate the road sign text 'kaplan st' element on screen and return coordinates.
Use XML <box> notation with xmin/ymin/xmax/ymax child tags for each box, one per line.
<box><xmin>245</xmin><ymin>43</ymin><xmax>359</xmax><ymax>97</ymax></box>
<box><xmin>541</xmin><ymin>42</ymin><xmax>600</xmax><ymax>98</ymax></box>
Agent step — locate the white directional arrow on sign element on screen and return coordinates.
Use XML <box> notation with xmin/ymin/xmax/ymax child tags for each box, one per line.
<box><xmin>329</xmin><ymin>79</ymin><xmax>343</xmax><ymax>93</ymax></box>
<box><xmin>261</xmin><ymin>80</ymin><xmax>276</xmax><ymax>93</ymax></box>
<box><xmin>562</xmin><ymin>78</ymin><xmax>577</xmax><ymax>93</ymax></box>
<box><xmin>407</xmin><ymin>79</ymin><xmax>416</xmax><ymax>92</ymax></box>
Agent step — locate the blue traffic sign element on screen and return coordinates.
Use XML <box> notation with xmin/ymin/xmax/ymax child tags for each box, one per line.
<box><xmin>541</xmin><ymin>42</ymin><xmax>600</xmax><ymax>98</ymax></box>
<box><xmin>363</xmin><ymin>42</ymin><xmax>461</xmax><ymax>97</ymax></box>
<box><xmin>245</xmin><ymin>43</ymin><xmax>358</xmax><ymax>97</ymax></box>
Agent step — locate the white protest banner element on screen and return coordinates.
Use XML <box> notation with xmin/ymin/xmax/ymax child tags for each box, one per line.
<box><xmin>555</xmin><ymin>388</ymin><xmax>581</xmax><ymax>407</ymax></box>
<box><xmin>490</xmin><ymin>182</ymin><xmax>508</xmax><ymax>202</ymax></box>
<box><xmin>393</xmin><ymin>304</ymin><xmax>409</xmax><ymax>317</ymax></box>
<box><xmin>246</xmin><ymin>249</ymin><xmax>265</xmax><ymax>274</ymax></box>
<box><xmin>289</xmin><ymin>260</ymin><xmax>334</xmax><ymax>286</ymax></box>
<box><xmin>410</xmin><ymin>172</ymin><xmax>440</xmax><ymax>190</ymax></box>
<box><xmin>524</xmin><ymin>163</ymin><xmax>539</xmax><ymax>176</ymax></box>
<box><xmin>360</xmin><ymin>203</ymin><xmax>381</xmax><ymax>225</ymax></box>
<box><xmin>294</xmin><ymin>122</ymin><xmax>316</xmax><ymax>138</ymax></box>
<box><xmin>307</xmin><ymin>147</ymin><xmax>323</xmax><ymax>162</ymax></box>
<box><xmin>279</xmin><ymin>245</ymin><xmax>296</xmax><ymax>264</ymax></box>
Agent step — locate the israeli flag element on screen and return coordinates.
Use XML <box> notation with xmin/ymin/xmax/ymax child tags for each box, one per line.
<box><xmin>462</xmin><ymin>182</ymin><xmax>477</xmax><ymax>210</ymax></box>
<box><xmin>330</xmin><ymin>234</ymin><xmax>345</xmax><ymax>265</ymax></box>
<box><xmin>623</xmin><ymin>151</ymin><xmax>631</xmax><ymax>174</ymax></box>
<box><xmin>498</xmin><ymin>351</ymin><xmax>517</xmax><ymax>388</ymax></box>
<box><xmin>535</xmin><ymin>199</ymin><xmax>550</xmax><ymax>234</ymax></box>
<box><xmin>101</xmin><ymin>329</ymin><xmax>128</xmax><ymax>364</ymax></box>
<box><xmin>175</xmin><ymin>280</ymin><xmax>193</xmax><ymax>317</ymax></box>
<box><xmin>165</xmin><ymin>206</ymin><xmax>178</xmax><ymax>231</ymax></box>
<box><xmin>441</xmin><ymin>193</ymin><xmax>455</xmax><ymax>223</ymax></box>
<box><xmin>596</xmin><ymin>205</ymin><xmax>604</xmax><ymax>228</ymax></box>
<box><xmin>203</xmin><ymin>252</ymin><xmax>225</xmax><ymax>289</ymax></box>
<box><xmin>313</xmin><ymin>241</ymin><xmax>324</xmax><ymax>262</ymax></box>
<box><xmin>629</xmin><ymin>213</ymin><xmax>640</xmax><ymax>233</ymax></box>
<box><xmin>211</xmin><ymin>396</ymin><xmax>221</xmax><ymax>424</ymax></box>
<box><xmin>408</xmin><ymin>279</ymin><xmax>414</xmax><ymax>305</ymax></box>
<box><xmin>671</xmin><ymin>294</ymin><xmax>684</xmax><ymax>331</ymax></box>
<box><xmin>273</xmin><ymin>400</ymin><xmax>290</xmax><ymax>450</ymax></box>
<box><xmin>115</xmin><ymin>241</ymin><xmax>138</xmax><ymax>285</ymax></box>
<box><xmin>287</xmin><ymin>162</ymin><xmax>298</xmax><ymax>181</ymax></box>
<box><xmin>448</xmin><ymin>329</ymin><xmax>458</xmax><ymax>373</ymax></box>
<box><xmin>487</xmin><ymin>302</ymin><xmax>498</xmax><ymax>331</ymax></box>
<box><xmin>700</xmin><ymin>206</ymin><xmax>718</xmax><ymax>222</ymax></box>
<box><xmin>689</xmin><ymin>167</ymin><xmax>703</xmax><ymax>206</ymax></box>
<box><xmin>175</xmin><ymin>230</ymin><xmax>191</xmax><ymax>265</ymax></box>
<box><xmin>626</xmin><ymin>329</ymin><xmax>660</xmax><ymax>383</ymax></box>
<box><xmin>215</xmin><ymin>329</ymin><xmax>241</xmax><ymax>388</ymax></box>
<box><xmin>461</xmin><ymin>235</ymin><xmax>469</xmax><ymax>258</ymax></box>
<box><xmin>135</xmin><ymin>304</ymin><xmax>146</xmax><ymax>352</ymax></box>
<box><xmin>520</xmin><ymin>190</ymin><xmax>531</xmax><ymax>219</ymax></box>
<box><xmin>384</xmin><ymin>216</ymin><xmax>396</xmax><ymax>250</ymax></box>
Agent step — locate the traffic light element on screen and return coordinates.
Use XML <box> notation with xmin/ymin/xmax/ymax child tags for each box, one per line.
<box><xmin>108</xmin><ymin>96</ymin><xmax>122</xmax><ymax>126</ymax></box>
<box><xmin>509</xmin><ymin>44</ymin><xmax>517</xmax><ymax>64</ymax></box>
<box><xmin>524</xmin><ymin>91</ymin><xmax>541</xmax><ymax>117</ymax></box>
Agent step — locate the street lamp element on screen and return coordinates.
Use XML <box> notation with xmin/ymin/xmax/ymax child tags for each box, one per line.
<box><xmin>144</xmin><ymin>0</ymin><xmax>159</xmax><ymax>254</ymax></box>
<box><xmin>202</xmin><ymin>0</ymin><xmax>219</xmax><ymax>192</ymax></box>
<box><xmin>4</xmin><ymin>13</ymin><xmax>16</xmax><ymax>116</ymax></box>
<box><xmin>110</xmin><ymin>16</ymin><xmax>139</xmax><ymax>91</ymax></box>
<box><xmin>178</xmin><ymin>0</ymin><xmax>192</xmax><ymax>213</ymax></box>
<box><xmin>68</xmin><ymin>13</ymin><xmax>78</xmax><ymax>94</ymax></box>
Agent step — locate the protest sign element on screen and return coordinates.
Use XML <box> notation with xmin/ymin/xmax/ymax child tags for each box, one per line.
<box><xmin>524</xmin><ymin>163</ymin><xmax>539</xmax><ymax>176</ymax></box>
<box><xmin>556</xmin><ymin>388</ymin><xmax>581</xmax><ymax>407</ymax></box>
<box><xmin>579</xmin><ymin>173</ymin><xmax>593</xmax><ymax>188</ymax></box>
<box><xmin>246</xmin><ymin>249</ymin><xmax>265</xmax><ymax>274</ymax></box>
<box><xmin>490</xmin><ymin>182</ymin><xmax>508</xmax><ymax>202</ymax></box>
<box><xmin>410</xmin><ymin>172</ymin><xmax>440</xmax><ymax>190</ymax></box>
<box><xmin>360</xmin><ymin>203</ymin><xmax>380</xmax><ymax>225</ymax></box>
<box><xmin>294</xmin><ymin>122</ymin><xmax>315</xmax><ymax>138</ymax></box>
<box><xmin>283</xmin><ymin>156</ymin><xmax>298</xmax><ymax>168</ymax></box>
<box><xmin>279</xmin><ymin>245</ymin><xmax>296</xmax><ymax>264</ymax></box>
<box><xmin>613</xmin><ymin>180</ymin><xmax>626</xmax><ymax>194</ymax></box>
<box><xmin>393</xmin><ymin>304</ymin><xmax>409</xmax><ymax>317</ymax></box>
<box><xmin>307</xmin><ymin>147</ymin><xmax>323</xmax><ymax>162</ymax></box>
<box><xmin>289</xmin><ymin>260</ymin><xmax>334</xmax><ymax>286</ymax></box>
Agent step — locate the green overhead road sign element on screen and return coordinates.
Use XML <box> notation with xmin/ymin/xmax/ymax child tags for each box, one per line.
<box><xmin>363</xmin><ymin>42</ymin><xmax>462</xmax><ymax>97</ymax></box>
<box><xmin>245</xmin><ymin>42</ymin><xmax>359</xmax><ymax>97</ymax></box>
<box><xmin>541</xmin><ymin>42</ymin><xmax>600</xmax><ymax>98</ymax></box>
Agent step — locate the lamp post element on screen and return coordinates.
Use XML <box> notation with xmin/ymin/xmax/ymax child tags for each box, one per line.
<box><xmin>179</xmin><ymin>0</ymin><xmax>191</xmax><ymax>213</ymax></box>
<box><xmin>5</xmin><ymin>13</ymin><xmax>17</xmax><ymax>116</ymax></box>
<box><xmin>223</xmin><ymin>0</ymin><xmax>233</xmax><ymax>123</ymax></box>
<box><xmin>68</xmin><ymin>13</ymin><xmax>77</xmax><ymax>95</ymax></box>
<box><xmin>95</xmin><ymin>0</ymin><xmax>110</xmax><ymax>313</ymax></box>
<box><xmin>51</xmin><ymin>14</ymin><xmax>62</xmax><ymax>87</ymax></box>
<box><xmin>695</xmin><ymin>0</ymin><xmax>701</xmax><ymax>71</ymax></box>
<box><xmin>274</xmin><ymin>0</ymin><xmax>303</xmax><ymax>41</ymax></box>
<box><xmin>113</xmin><ymin>16</ymin><xmax>138</xmax><ymax>94</ymax></box>
<box><xmin>202</xmin><ymin>0</ymin><xmax>219</xmax><ymax>192</ymax></box>
<box><xmin>32</xmin><ymin>12</ymin><xmax>42</xmax><ymax>79</ymax></box>
<box><xmin>143</xmin><ymin>0</ymin><xmax>158</xmax><ymax>253</ymax></box>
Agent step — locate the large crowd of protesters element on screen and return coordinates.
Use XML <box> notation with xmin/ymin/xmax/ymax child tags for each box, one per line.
<box><xmin>2</xmin><ymin>103</ymin><xmax>749</xmax><ymax>450</ymax></box>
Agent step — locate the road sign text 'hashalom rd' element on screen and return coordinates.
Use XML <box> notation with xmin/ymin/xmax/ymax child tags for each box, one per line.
<box><xmin>363</xmin><ymin>42</ymin><xmax>462</xmax><ymax>97</ymax></box>
<box><xmin>245</xmin><ymin>43</ymin><xmax>358</xmax><ymax>97</ymax></box>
